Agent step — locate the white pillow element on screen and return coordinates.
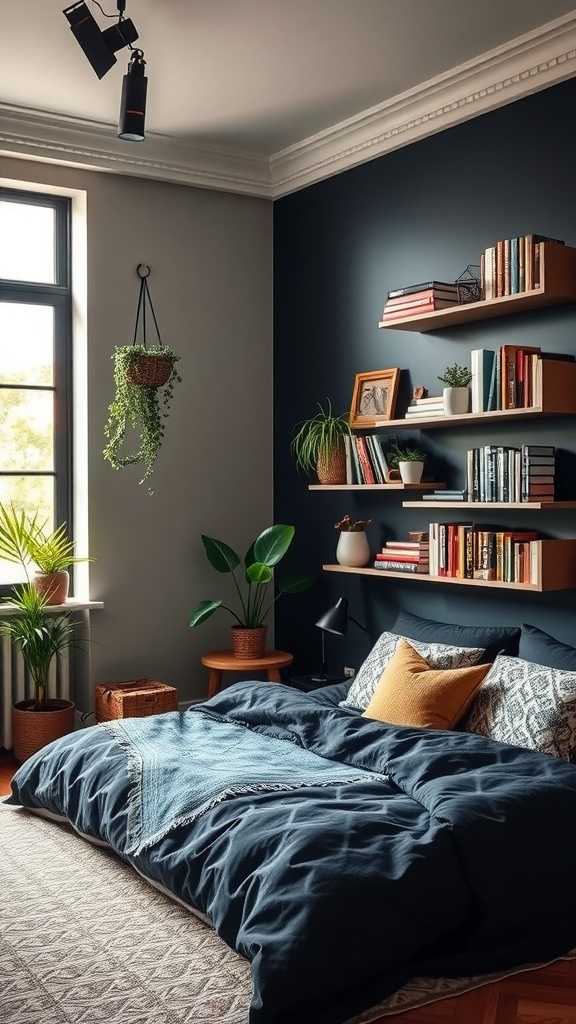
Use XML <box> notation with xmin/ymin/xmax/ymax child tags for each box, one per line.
<box><xmin>340</xmin><ymin>631</ymin><xmax>485</xmax><ymax>712</ymax></box>
<box><xmin>464</xmin><ymin>654</ymin><xmax>576</xmax><ymax>761</ymax></box>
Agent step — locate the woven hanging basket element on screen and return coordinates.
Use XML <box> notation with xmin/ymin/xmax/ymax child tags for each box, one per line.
<box><xmin>231</xmin><ymin>626</ymin><xmax>267</xmax><ymax>660</ymax></box>
<box><xmin>317</xmin><ymin>442</ymin><xmax>347</xmax><ymax>485</ymax></box>
<box><xmin>126</xmin><ymin>353</ymin><xmax>175</xmax><ymax>388</ymax></box>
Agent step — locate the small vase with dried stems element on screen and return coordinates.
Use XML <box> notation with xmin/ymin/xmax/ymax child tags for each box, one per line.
<box><xmin>291</xmin><ymin>400</ymin><xmax>351</xmax><ymax>485</ymax></box>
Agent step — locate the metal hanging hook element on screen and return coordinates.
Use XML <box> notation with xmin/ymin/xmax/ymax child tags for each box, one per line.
<box><xmin>136</xmin><ymin>263</ymin><xmax>151</xmax><ymax>279</ymax></box>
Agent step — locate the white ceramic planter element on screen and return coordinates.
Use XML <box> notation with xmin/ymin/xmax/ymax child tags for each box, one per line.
<box><xmin>443</xmin><ymin>386</ymin><xmax>470</xmax><ymax>416</ymax></box>
<box><xmin>399</xmin><ymin>460</ymin><xmax>424</xmax><ymax>485</ymax></box>
<box><xmin>336</xmin><ymin>530</ymin><xmax>370</xmax><ymax>568</ymax></box>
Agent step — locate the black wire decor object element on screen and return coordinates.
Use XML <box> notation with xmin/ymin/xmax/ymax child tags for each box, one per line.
<box><xmin>126</xmin><ymin>264</ymin><xmax>174</xmax><ymax>388</ymax></box>
<box><xmin>455</xmin><ymin>264</ymin><xmax>482</xmax><ymax>304</ymax></box>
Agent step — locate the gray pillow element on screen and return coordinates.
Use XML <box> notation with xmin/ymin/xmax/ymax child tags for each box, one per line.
<box><xmin>340</xmin><ymin>630</ymin><xmax>485</xmax><ymax>712</ymax></box>
<box><xmin>464</xmin><ymin>654</ymin><xmax>576</xmax><ymax>761</ymax></box>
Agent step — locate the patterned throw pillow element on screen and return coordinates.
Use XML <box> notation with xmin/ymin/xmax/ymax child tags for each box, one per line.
<box><xmin>340</xmin><ymin>631</ymin><xmax>485</xmax><ymax>711</ymax></box>
<box><xmin>464</xmin><ymin>654</ymin><xmax>576</xmax><ymax>761</ymax></box>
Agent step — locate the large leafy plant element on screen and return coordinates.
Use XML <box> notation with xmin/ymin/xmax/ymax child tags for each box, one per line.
<box><xmin>103</xmin><ymin>344</ymin><xmax>182</xmax><ymax>490</ymax></box>
<box><xmin>1</xmin><ymin>585</ymin><xmax>76</xmax><ymax>708</ymax></box>
<box><xmin>0</xmin><ymin>503</ymin><xmax>87</xmax><ymax>577</ymax></box>
<box><xmin>291</xmin><ymin>400</ymin><xmax>351</xmax><ymax>474</ymax></box>
<box><xmin>189</xmin><ymin>524</ymin><xmax>313</xmax><ymax>631</ymax></box>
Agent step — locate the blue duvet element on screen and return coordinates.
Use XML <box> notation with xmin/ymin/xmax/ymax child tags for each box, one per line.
<box><xmin>8</xmin><ymin>681</ymin><xmax>576</xmax><ymax>1024</ymax></box>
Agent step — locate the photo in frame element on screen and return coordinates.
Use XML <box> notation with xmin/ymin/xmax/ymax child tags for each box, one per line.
<box><xmin>350</xmin><ymin>369</ymin><xmax>400</xmax><ymax>428</ymax></box>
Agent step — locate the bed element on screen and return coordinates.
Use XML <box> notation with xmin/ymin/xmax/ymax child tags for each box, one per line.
<box><xmin>6</xmin><ymin>665</ymin><xmax>576</xmax><ymax>1024</ymax></box>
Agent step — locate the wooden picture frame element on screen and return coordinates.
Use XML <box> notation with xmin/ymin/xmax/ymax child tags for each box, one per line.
<box><xmin>350</xmin><ymin>369</ymin><xmax>400</xmax><ymax>428</ymax></box>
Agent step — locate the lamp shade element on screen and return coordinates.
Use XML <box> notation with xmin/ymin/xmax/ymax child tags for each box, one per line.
<box><xmin>118</xmin><ymin>51</ymin><xmax>148</xmax><ymax>141</ymax></box>
<box><xmin>315</xmin><ymin>597</ymin><xmax>349</xmax><ymax>636</ymax></box>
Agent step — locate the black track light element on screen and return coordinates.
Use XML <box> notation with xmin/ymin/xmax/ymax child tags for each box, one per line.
<box><xmin>118</xmin><ymin>50</ymin><xmax>148</xmax><ymax>141</ymax></box>
<box><xmin>63</xmin><ymin>1</ymin><xmax>139</xmax><ymax>79</ymax></box>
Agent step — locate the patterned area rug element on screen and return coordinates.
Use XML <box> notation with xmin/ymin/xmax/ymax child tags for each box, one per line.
<box><xmin>0</xmin><ymin>808</ymin><xmax>573</xmax><ymax>1024</ymax></box>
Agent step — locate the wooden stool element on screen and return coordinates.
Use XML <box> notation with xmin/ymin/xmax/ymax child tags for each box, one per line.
<box><xmin>201</xmin><ymin>650</ymin><xmax>293</xmax><ymax>698</ymax></box>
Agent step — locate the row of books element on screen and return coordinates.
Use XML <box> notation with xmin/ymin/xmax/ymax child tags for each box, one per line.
<box><xmin>428</xmin><ymin>524</ymin><xmax>539</xmax><ymax>583</ymax></box>
<box><xmin>481</xmin><ymin>235</ymin><xmax>564</xmax><ymax>299</ymax></box>
<box><xmin>471</xmin><ymin>348</ymin><xmax>574</xmax><ymax>413</ymax></box>
<box><xmin>380</xmin><ymin>281</ymin><xmax>460</xmax><ymax>322</ymax></box>
<box><xmin>465</xmin><ymin>445</ymin><xmax>555</xmax><ymax>503</ymax></box>
<box><xmin>343</xmin><ymin>434</ymin><xmax>392</xmax><ymax>485</ymax></box>
<box><xmin>373</xmin><ymin>534</ymin><xmax>429</xmax><ymax>574</ymax></box>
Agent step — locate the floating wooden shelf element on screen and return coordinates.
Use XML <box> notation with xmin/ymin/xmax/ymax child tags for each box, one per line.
<box><xmin>323</xmin><ymin>540</ymin><xmax>576</xmax><ymax>592</ymax></box>
<box><xmin>378</xmin><ymin>243</ymin><xmax>576</xmax><ymax>332</ymax></box>
<box><xmin>402</xmin><ymin>501</ymin><xmax>576</xmax><ymax>510</ymax></box>
<box><xmin>352</xmin><ymin>359</ymin><xmax>576</xmax><ymax>431</ymax></box>
<box><xmin>308</xmin><ymin>482</ymin><xmax>445</xmax><ymax>492</ymax></box>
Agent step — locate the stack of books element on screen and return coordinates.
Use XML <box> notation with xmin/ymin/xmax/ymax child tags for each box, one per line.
<box><xmin>465</xmin><ymin>445</ymin><xmax>556</xmax><ymax>503</ymax></box>
<box><xmin>481</xmin><ymin>235</ymin><xmax>564</xmax><ymax>298</ymax></box>
<box><xmin>428</xmin><ymin>524</ymin><xmax>540</xmax><ymax>583</ymax></box>
<box><xmin>373</xmin><ymin>534</ymin><xmax>429</xmax><ymax>574</ymax></box>
<box><xmin>405</xmin><ymin>395</ymin><xmax>445</xmax><ymax>420</ymax></box>
<box><xmin>381</xmin><ymin>282</ymin><xmax>460</xmax><ymax>323</ymax></box>
<box><xmin>422</xmin><ymin>488</ymin><xmax>466</xmax><ymax>502</ymax></box>
<box><xmin>344</xmin><ymin>434</ymin><xmax>391</xmax><ymax>485</ymax></box>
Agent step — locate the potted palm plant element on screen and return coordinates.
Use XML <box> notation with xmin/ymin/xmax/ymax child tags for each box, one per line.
<box><xmin>0</xmin><ymin>504</ymin><xmax>88</xmax><ymax>605</ymax></box>
<box><xmin>438</xmin><ymin>363</ymin><xmax>472</xmax><ymax>416</ymax></box>
<box><xmin>291</xmin><ymin>400</ymin><xmax>352</xmax><ymax>484</ymax></box>
<box><xmin>3</xmin><ymin>584</ymin><xmax>77</xmax><ymax>761</ymax></box>
<box><xmin>189</xmin><ymin>524</ymin><xmax>313</xmax><ymax>659</ymax></box>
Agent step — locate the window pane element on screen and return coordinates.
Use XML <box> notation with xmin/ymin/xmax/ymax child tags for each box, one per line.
<box><xmin>0</xmin><ymin>200</ymin><xmax>55</xmax><ymax>284</ymax></box>
<box><xmin>0</xmin><ymin>389</ymin><xmax>53</xmax><ymax>471</ymax></box>
<box><xmin>0</xmin><ymin>475</ymin><xmax>54</xmax><ymax>585</ymax></box>
<box><xmin>0</xmin><ymin>303</ymin><xmax>54</xmax><ymax>385</ymax></box>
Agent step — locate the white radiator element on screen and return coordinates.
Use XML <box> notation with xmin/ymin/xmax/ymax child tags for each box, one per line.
<box><xmin>1</xmin><ymin>638</ymin><xmax>71</xmax><ymax>750</ymax></box>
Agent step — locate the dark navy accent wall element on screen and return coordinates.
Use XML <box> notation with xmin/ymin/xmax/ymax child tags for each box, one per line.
<box><xmin>274</xmin><ymin>79</ymin><xmax>576</xmax><ymax>676</ymax></box>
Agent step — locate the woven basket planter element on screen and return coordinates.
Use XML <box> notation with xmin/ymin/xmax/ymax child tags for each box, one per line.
<box><xmin>12</xmin><ymin>699</ymin><xmax>75</xmax><ymax>763</ymax></box>
<box><xmin>95</xmin><ymin>680</ymin><xmax>178</xmax><ymax>722</ymax></box>
<box><xmin>316</xmin><ymin>443</ymin><xmax>347</xmax><ymax>485</ymax></box>
<box><xmin>231</xmin><ymin>627</ymin><xmax>267</xmax><ymax>660</ymax></box>
<box><xmin>126</xmin><ymin>353</ymin><xmax>174</xmax><ymax>388</ymax></box>
<box><xmin>33</xmin><ymin>570</ymin><xmax>70</xmax><ymax>606</ymax></box>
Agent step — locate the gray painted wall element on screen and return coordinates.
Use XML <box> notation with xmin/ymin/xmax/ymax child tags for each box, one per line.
<box><xmin>0</xmin><ymin>156</ymin><xmax>273</xmax><ymax>705</ymax></box>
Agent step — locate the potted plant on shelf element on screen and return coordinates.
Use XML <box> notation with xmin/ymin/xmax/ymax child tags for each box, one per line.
<box><xmin>291</xmin><ymin>400</ymin><xmax>351</xmax><ymax>485</ymax></box>
<box><xmin>437</xmin><ymin>363</ymin><xmax>472</xmax><ymax>416</ymax></box>
<box><xmin>335</xmin><ymin>515</ymin><xmax>371</xmax><ymax>567</ymax></box>
<box><xmin>0</xmin><ymin>504</ymin><xmax>88</xmax><ymax>605</ymax></box>
<box><xmin>388</xmin><ymin>445</ymin><xmax>426</xmax><ymax>485</ymax></box>
<box><xmin>189</xmin><ymin>524</ymin><xmax>314</xmax><ymax>659</ymax></box>
<box><xmin>3</xmin><ymin>584</ymin><xmax>77</xmax><ymax>762</ymax></box>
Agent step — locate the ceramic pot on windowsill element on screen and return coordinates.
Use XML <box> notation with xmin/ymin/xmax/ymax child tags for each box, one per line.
<box><xmin>33</xmin><ymin>570</ymin><xmax>70</xmax><ymax>606</ymax></box>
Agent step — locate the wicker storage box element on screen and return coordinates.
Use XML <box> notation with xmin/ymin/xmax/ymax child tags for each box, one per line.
<box><xmin>95</xmin><ymin>679</ymin><xmax>178</xmax><ymax>722</ymax></box>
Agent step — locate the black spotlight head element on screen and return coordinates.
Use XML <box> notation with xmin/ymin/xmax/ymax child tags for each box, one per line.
<box><xmin>118</xmin><ymin>50</ymin><xmax>148</xmax><ymax>142</ymax></box>
<box><xmin>63</xmin><ymin>1</ymin><xmax>116</xmax><ymax>79</ymax></box>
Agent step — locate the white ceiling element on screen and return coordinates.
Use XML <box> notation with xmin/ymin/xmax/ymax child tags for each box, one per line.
<box><xmin>1</xmin><ymin>0</ymin><xmax>576</xmax><ymax>155</ymax></box>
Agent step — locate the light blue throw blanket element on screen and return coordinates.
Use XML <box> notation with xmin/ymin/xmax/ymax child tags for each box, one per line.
<box><xmin>103</xmin><ymin>707</ymin><xmax>387</xmax><ymax>855</ymax></box>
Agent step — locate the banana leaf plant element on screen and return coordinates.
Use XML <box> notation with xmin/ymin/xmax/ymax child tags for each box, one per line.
<box><xmin>189</xmin><ymin>524</ymin><xmax>314</xmax><ymax>631</ymax></box>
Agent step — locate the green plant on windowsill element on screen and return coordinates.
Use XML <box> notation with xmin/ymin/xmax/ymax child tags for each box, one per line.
<box><xmin>0</xmin><ymin>503</ymin><xmax>89</xmax><ymax>605</ymax></box>
<box><xmin>189</xmin><ymin>524</ymin><xmax>314</xmax><ymax>659</ymax></box>
<box><xmin>291</xmin><ymin>399</ymin><xmax>351</xmax><ymax>484</ymax></box>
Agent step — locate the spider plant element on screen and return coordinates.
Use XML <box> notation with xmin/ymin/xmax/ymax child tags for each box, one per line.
<box><xmin>1</xmin><ymin>585</ymin><xmax>76</xmax><ymax>708</ymax></box>
<box><xmin>291</xmin><ymin>400</ymin><xmax>351</xmax><ymax>475</ymax></box>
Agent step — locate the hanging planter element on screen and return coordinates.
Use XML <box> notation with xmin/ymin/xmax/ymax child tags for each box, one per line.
<box><xmin>103</xmin><ymin>264</ymin><xmax>182</xmax><ymax>490</ymax></box>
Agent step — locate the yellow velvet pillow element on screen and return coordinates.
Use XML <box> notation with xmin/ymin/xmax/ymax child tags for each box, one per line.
<box><xmin>362</xmin><ymin>638</ymin><xmax>491</xmax><ymax>730</ymax></box>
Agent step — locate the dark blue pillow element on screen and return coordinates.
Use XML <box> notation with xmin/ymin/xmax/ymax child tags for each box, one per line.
<box><xmin>519</xmin><ymin>624</ymin><xmax>576</xmax><ymax>671</ymax></box>
<box><xmin>393</xmin><ymin>609</ymin><xmax>520</xmax><ymax>660</ymax></box>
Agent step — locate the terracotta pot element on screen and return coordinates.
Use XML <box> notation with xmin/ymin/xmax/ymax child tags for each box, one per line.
<box><xmin>33</xmin><ymin>570</ymin><xmax>69</xmax><ymax>605</ymax></box>
<box><xmin>12</xmin><ymin>699</ymin><xmax>75</xmax><ymax>762</ymax></box>
<box><xmin>443</xmin><ymin>386</ymin><xmax>470</xmax><ymax>416</ymax></box>
<box><xmin>399</xmin><ymin>460</ymin><xmax>424</xmax><ymax>485</ymax></box>
<box><xmin>126</xmin><ymin>354</ymin><xmax>174</xmax><ymax>388</ymax></box>
<box><xmin>231</xmin><ymin>626</ymin><xmax>267</xmax><ymax>660</ymax></box>
<box><xmin>336</xmin><ymin>530</ymin><xmax>371</xmax><ymax>567</ymax></box>
<box><xmin>316</xmin><ymin>443</ymin><xmax>346</xmax><ymax>485</ymax></box>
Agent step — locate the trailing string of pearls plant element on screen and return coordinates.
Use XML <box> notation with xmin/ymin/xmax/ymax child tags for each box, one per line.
<box><xmin>103</xmin><ymin>265</ymin><xmax>182</xmax><ymax>493</ymax></box>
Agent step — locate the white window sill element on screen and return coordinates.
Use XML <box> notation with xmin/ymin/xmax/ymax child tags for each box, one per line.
<box><xmin>0</xmin><ymin>599</ymin><xmax>104</xmax><ymax>616</ymax></box>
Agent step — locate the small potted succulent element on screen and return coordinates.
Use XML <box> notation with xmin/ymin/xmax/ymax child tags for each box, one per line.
<box><xmin>291</xmin><ymin>400</ymin><xmax>352</xmax><ymax>485</ymax></box>
<box><xmin>437</xmin><ymin>362</ymin><xmax>472</xmax><ymax>416</ymax></box>
<box><xmin>0</xmin><ymin>504</ymin><xmax>89</xmax><ymax>605</ymax></box>
<box><xmin>389</xmin><ymin>445</ymin><xmax>426</xmax><ymax>485</ymax></box>
<box><xmin>335</xmin><ymin>515</ymin><xmax>371</xmax><ymax>567</ymax></box>
<box><xmin>189</xmin><ymin>524</ymin><xmax>313</xmax><ymax>659</ymax></box>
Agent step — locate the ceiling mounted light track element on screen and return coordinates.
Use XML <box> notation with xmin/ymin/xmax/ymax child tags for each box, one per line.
<box><xmin>62</xmin><ymin>0</ymin><xmax>148</xmax><ymax>141</ymax></box>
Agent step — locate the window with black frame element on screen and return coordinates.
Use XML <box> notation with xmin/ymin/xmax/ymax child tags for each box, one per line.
<box><xmin>0</xmin><ymin>188</ymin><xmax>72</xmax><ymax>589</ymax></box>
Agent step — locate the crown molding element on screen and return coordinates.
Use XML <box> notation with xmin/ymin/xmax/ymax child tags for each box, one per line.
<box><xmin>1</xmin><ymin>11</ymin><xmax>576</xmax><ymax>201</ymax></box>
<box><xmin>270</xmin><ymin>10</ymin><xmax>576</xmax><ymax>196</ymax></box>
<box><xmin>0</xmin><ymin>103</ymin><xmax>273</xmax><ymax>198</ymax></box>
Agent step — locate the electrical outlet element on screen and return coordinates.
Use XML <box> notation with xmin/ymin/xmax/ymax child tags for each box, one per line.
<box><xmin>343</xmin><ymin>666</ymin><xmax>356</xmax><ymax>678</ymax></box>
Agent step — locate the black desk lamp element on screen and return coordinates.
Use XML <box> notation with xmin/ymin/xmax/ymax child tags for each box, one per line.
<box><xmin>312</xmin><ymin>597</ymin><xmax>367</xmax><ymax>683</ymax></box>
